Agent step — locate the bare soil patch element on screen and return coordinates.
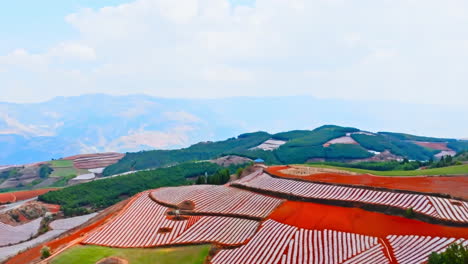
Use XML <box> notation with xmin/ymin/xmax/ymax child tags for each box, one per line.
<box><xmin>96</xmin><ymin>257</ymin><xmax>128</xmax><ymax>264</ymax></box>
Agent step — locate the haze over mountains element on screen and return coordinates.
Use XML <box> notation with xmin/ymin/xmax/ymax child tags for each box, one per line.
<box><xmin>0</xmin><ymin>94</ymin><xmax>466</xmax><ymax>165</ymax></box>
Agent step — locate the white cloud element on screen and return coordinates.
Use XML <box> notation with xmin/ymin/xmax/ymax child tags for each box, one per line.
<box><xmin>0</xmin><ymin>0</ymin><xmax>468</xmax><ymax>107</ymax></box>
<box><xmin>48</xmin><ymin>43</ymin><xmax>96</xmax><ymax>61</ymax></box>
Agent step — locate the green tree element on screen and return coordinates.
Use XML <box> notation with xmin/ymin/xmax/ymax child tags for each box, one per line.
<box><xmin>39</xmin><ymin>165</ymin><xmax>53</xmax><ymax>178</ymax></box>
<box><xmin>41</xmin><ymin>246</ymin><xmax>51</xmax><ymax>259</ymax></box>
<box><xmin>428</xmin><ymin>244</ymin><xmax>468</xmax><ymax>264</ymax></box>
<box><xmin>195</xmin><ymin>175</ymin><xmax>206</xmax><ymax>184</ymax></box>
<box><xmin>404</xmin><ymin>207</ymin><xmax>415</xmax><ymax>218</ymax></box>
<box><xmin>236</xmin><ymin>167</ymin><xmax>244</xmax><ymax>178</ymax></box>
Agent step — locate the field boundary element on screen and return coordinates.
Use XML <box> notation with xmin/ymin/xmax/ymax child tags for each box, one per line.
<box><xmin>230</xmin><ymin>183</ymin><xmax>468</xmax><ymax>227</ymax></box>
<box><xmin>148</xmin><ymin>191</ymin><xmax>264</xmax><ymax>221</ymax></box>
<box><xmin>265</xmin><ymin>168</ymin><xmax>468</xmax><ymax>201</ymax></box>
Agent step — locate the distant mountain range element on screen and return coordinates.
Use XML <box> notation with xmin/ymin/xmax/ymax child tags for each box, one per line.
<box><xmin>0</xmin><ymin>94</ymin><xmax>467</xmax><ymax>165</ymax></box>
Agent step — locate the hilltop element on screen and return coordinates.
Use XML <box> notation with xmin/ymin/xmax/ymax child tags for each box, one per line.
<box><xmin>103</xmin><ymin>125</ymin><xmax>468</xmax><ymax>176</ymax></box>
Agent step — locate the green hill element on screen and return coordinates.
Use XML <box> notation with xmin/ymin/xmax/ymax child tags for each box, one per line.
<box><xmin>103</xmin><ymin>125</ymin><xmax>468</xmax><ymax>176</ymax></box>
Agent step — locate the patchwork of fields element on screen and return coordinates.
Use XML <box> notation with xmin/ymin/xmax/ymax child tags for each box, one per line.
<box><xmin>6</xmin><ymin>167</ymin><xmax>467</xmax><ymax>264</ymax></box>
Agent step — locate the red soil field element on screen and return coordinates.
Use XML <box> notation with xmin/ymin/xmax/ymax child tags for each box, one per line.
<box><xmin>40</xmin><ymin>202</ymin><xmax>61</xmax><ymax>213</ymax></box>
<box><xmin>412</xmin><ymin>141</ymin><xmax>450</xmax><ymax>151</ymax></box>
<box><xmin>0</xmin><ymin>188</ymin><xmax>58</xmax><ymax>203</ymax></box>
<box><xmin>269</xmin><ymin>201</ymin><xmax>468</xmax><ymax>239</ymax></box>
<box><xmin>63</xmin><ymin>152</ymin><xmax>125</xmax><ymax>169</ymax></box>
<box><xmin>267</xmin><ymin>166</ymin><xmax>468</xmax><ymax>200</ymax></box>
<box><xmin>5</xmin><ymin>196</ymin><xmax>135</xmax><ymax>264</ymax></box>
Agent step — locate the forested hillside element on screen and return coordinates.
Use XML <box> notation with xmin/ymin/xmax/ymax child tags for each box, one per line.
<box><xmin>40</xmin><ymin>162</ymin><xmax>230</xmax><ymax>216</ymax></box>
<box><xmin>103</xmin><ymin>125</ymin><xmax>468</xmax><ymax>176</ymax></box>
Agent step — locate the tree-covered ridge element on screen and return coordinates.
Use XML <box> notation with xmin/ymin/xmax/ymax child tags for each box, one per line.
<box><xmin>351</xmin><ymin>133</ymin><xmax>439</xmax><ymax>160</ymax></box>
<box><xmin>378</xmin><ymin>132</ymin><xmax>457</xmax><ymax>142</ymax></box>
<box><xmin>103</xmin><ymin>125</ymin><xmax>468</xmax><ymax>176</ymax></box>
<box><xmin>102</xmin><ymin>132</ymin><xmax>270</xmax><ymax>176</ymax></box>
<box><xmin>40</xmin><ymin>162</ymin><xmax>224</xmax><ymax>216</ymax></box>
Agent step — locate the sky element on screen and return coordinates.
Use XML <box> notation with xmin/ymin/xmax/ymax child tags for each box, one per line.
<box><xmin>0</xmin><ymin>0</ymin><xmax>468</xmax><ymax>108</ymax></box>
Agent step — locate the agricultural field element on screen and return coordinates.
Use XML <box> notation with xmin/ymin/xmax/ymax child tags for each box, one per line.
<box><xmin>234</xmin><ymin>172</ymin><xmax>468</xmax><ymax>224</ymax></box>
<box><xmin>267</xmin><ymin>166</ymin><xmax>468</xmax><ymax>199</ymax></box>
<box><xmin>0</xmin><ymin>188</ymin><xmax>58</xmax><ymax>204</ymax></box>
<box><xmin>83</xmin><ymin>192</ymin><xmax>260</xmax><ymax>247</ymax></box>
<box><xmin>151</xmin><ymin>185</ymin><xmax>284</xmax><ymax>219</ymax></box>
<box><xmin>0</xmin><ymin>218</ymin><xmax>43</xmax><ymax>246</ymax></box>
<box><xmin>8</xmin><ymin>167</ymin><xmax>467</xmax><ymax>264</ymax></box>
<box><xmin>51</xmin><ymin>245</ymin><xmax>210</xmax><ymax>264</ymax></box>
<box><xmin>49</xmin><ymin>160</ymin><xmax>88</xmax><ymax>178</ymax></box>
<box><xmin>63</xmin><ymin>152</ymin><xmax>125</xmax><ymax>170</ymax></box>
<box><xmin>305</xmin><ymin>163</ymin><xmax>468</xmax><ymax>176</ymax></box>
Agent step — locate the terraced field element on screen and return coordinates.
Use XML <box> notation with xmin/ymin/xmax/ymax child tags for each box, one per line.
<box><xmin>15</xmin><ymin>168</ymin><xmax>466</xmax><ymax>264</ymax></box>
<box><xmin>0</xmin><ymin>218</ymin><xmax>42</xmax><ymax>246</ymax></box>
<box><xmin>267</xmin><ymin>166</ymin><xmax>468</xmax><ymax>199</ymax></box>
<box><xmin>151</xmin><ymin>185</ymin><xmax>284</xmax><ymax>219</ymax></box>
<box><xmin>0</xmin><ymin>188</ymin><xmax>58</xmax><ymax>203</ymax></box>
<box><xmin>63</xmin><ymin>153</ymin><xmax>124</xmax><ymax>170</ymax></box>
<box><xmin>234</xmin><ymin>172</ymin><xmax>468</xmax><ymax>224</ymax></box>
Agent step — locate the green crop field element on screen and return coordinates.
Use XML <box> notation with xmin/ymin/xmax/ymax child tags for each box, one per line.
<box><xmin>306</xmin><ymin>164</ymin><xmax>468</xmax><ymax>176</ymax></box>
<box><xmin>49</xmin><ymin>160</ymin><xmax>88</xmax><ymax>178</ymax></box>
<box><xmin>50</xmin><ymin>160</ymin><xmax>74</xmax><ymax>168</ymax></box>
<box><xmin>51</xmin><ymin>245</ymin><xmax>210</xmax><ymax>264</ymax></box>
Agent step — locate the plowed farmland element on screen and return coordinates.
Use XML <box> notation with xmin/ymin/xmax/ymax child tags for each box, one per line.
<box><xmin>234</xmin><ymin>172</ymin><xmax>468</xmax><ymax>224</ymax></box>
<box><xmin>83</xmin><ymin>191</ymin><xmax>261</xmax><ymax>248</ymax></box>
<box><xmin>151</xmin><ymin>185</ymin><xmax>284</xmax><ymax>219</ymax></box>
<box><xmin>267</xmin><ymin>166</ymin><xmax>468</xmax><ymax>200</ymax></box>
<box><xmin>63</xmin><ymin>152</ymin><xmax>124</xmax><ymax>169</ymax></box>
<box><xmin>213</xmin><ymin>201</ymin><xmax>468</xmax><ymax>264</ymax></box>
<box><xmin>411</xmin><ymin>141</ymin><xmax>450</xmax><ymax>151</ymax></box>
<box><xmin>10</xmin><ymin>168</ymin><xmax>466</xmax><ymax>264</ymax></box>
<box><xmin>0</xmin><ymin>188</ymin><xmax>58</xmax><ymax>203</ymax></box>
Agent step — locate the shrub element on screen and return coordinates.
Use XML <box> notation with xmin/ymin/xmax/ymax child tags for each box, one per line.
<box><xmin>428</xmin><ymin>244</ymin><xmax>468</xmax><ymax>264</ymax></box>
<box><xmin>40</xmin><ymin>246</ymin><xmax>51</xmax><ymax>259</ymax></box>
<box><xmin>404</xmin><ymin>207</ymin><xmax>414</xmax><ymax>218</ymax></box>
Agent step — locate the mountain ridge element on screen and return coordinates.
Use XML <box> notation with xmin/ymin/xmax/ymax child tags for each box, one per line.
<box><xmin>1</xmin><ymin>94</ymin><xmax>467</xmax><ymax>165</ymax></box>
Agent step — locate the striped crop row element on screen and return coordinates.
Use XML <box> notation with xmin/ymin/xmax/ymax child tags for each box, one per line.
<box><xmin>388</xmin><ymin>235</ymin><xmax>467</xmax><ymax>264</ymax></box>
<box><xmin>212</xmin><ymin>219</ymin><xmax>390</xmax><ymax>264</ymax></box>
<box><xmin>151</xmin><ymin>185</ymin><xmax>284</xmax><ymax>218</ymax></box>
<box><xmin>83</xmin><ymin>191</ymin><xmax>260</xmax><ymax>248</ymax></box>
<box><xmin>235</xmin><ymin>173</ymin><xmax>468</xmax><ymax>223</ymax></box>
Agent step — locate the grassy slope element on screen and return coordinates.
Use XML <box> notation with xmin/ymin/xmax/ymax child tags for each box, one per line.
<box><xmin>306</xmin><ymin>164</ymin><xmax>468</xmax><ymax>176</ymax></box>
<box><xmin>49</xmin><ymin>160</ymin><xmax>88</xmax><ymax>178</ymax></box>
<box><xmin>50</xmin><ymin>160</ymin><xmax>74</xmax><ymax>167</ymax></box>
<box><xmin>51</xmin><ymin>245</ymin><xmax>210</xmax><ymax>264</ymax></box>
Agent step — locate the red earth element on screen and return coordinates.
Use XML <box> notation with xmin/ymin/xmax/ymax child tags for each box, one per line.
<box><xmin>5</xmin><ymin>195</ymin><xmax>136</xmax><ymax>264</ymax></box>
<box><xmin>269</xmin><ymin>201</ymin><xmax>468</xmax><ymax>239</ymax></box>
<box><xmin>267</xmin><ymin>166</ymin><xmax>468</xmax><ymax>200</ymax></box>
<box><xmin>63</xmin><ymin>152</ymin><xmax>124</xmax><ymax>169</ymax></box>
<box><xmin>0</xmin><ymin>188</ymin><xmax>58</xmax><ymax>203</ymax></box>
<box><xmin>412</xmin><ymin>141</ymin><xmax>450</xmax><ymax>151</ymax></box>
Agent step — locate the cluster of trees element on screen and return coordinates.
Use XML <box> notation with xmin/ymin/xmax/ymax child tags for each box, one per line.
<box><xmin>101</xmin><ymin>125</ymin><xmax>468</xmax><ymax>178</ymax></box>
<box><xmin>316</xmin><ymin>159</ymin><xmax>425</xmax><ymax>171</ymax></box>
<box><xmin>0</xmin><ymin>168</ymin><xmax>21</xmax><ymax>181</ymax></box>
<box><xmin>38</xmin><ymin>165</ymin><xmax>53</xmax><ymax>178</ymax></box>
<box><xmin>39</xmin><ymin>162</ymin><xmax>223</xmax><ymax>216</ymax></box>
<box><xmin>429</xmin><ymin>155</ymin><xmax>459</xmax><ymax>168</ymax></box>
<box><xmin>428</xmin><ymin>244</ymin><xmax>467</xmax><ymax>264</ymax></box>
<box><xmin>103</xmin><ymin>132</ymin><xmax>270</xmax><ymax>176</ymax></box>
<box><xmin>351</xmin><ymin>134</ymin><xmax>438</xmax><ymax>161</ymax></box>
<box><xmin>195</xmin><ymin>168</ymin><xmax>231</xmax><ymax>185</ymax></box>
